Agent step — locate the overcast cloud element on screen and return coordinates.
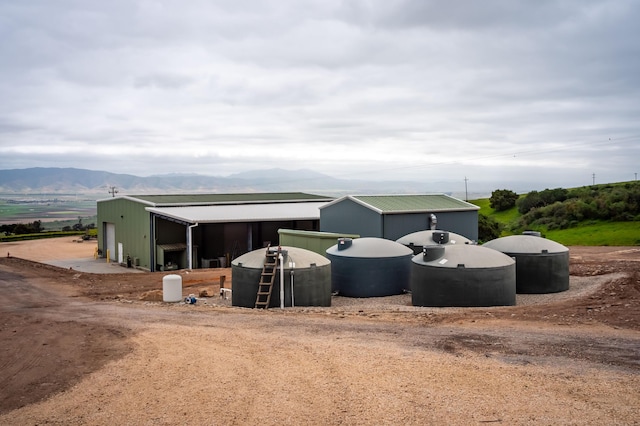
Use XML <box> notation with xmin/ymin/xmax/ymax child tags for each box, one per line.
<box><xmin>0</xmin><ymin>0</ymin><xmax>638</xmax><ymax>191</ymax></box>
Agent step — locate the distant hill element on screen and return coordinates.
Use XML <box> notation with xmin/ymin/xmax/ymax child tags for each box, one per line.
<box><xmin>0</xmin><ymin>167</ymin><xmax>460</xmax><ymax>197</ymax></box>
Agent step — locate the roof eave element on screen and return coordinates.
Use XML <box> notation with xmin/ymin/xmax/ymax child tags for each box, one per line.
<box><xmin>382</xmin><ymin>206</ymin><xmax>480</xmax><ymax>214</ymax></box>
<box><xmin>195</xmin><ymin>216</ymin><xmax>320</xmax><ymax>224</ymax></box>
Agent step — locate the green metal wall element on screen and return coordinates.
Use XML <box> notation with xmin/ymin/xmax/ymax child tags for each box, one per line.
<box><xmin>97</xmin><ymin>198</ymin><xmax>152</xmax><ymax>270</ymax></box>
<box><xmin>278</xmin><ymin>229</ymin><xmax>360</xmax><ymax>257</ymax></box>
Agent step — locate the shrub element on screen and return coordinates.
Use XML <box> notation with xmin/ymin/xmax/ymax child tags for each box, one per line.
<box><xmin>478</xmin><ymin>213</ymin><xmax>502</xmax><ymax>243</ymax></box>
<box><xmin>489</xmin><ymin>189</ymin><xmax>519</xmax><ymax>212</ymax></box>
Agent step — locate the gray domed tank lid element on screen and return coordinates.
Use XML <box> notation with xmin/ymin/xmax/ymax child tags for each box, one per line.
<box><xmin>326</xmin><ymin>237</ymin><xmax>413</xmax><ymax>258</ymax></box>
<box><xmin>412</xmin><ymin>244</ymin><xmax>515</xmax><ymax>269</ymax></box>
<box><xmin>483</xmin><ymin>235</ymin><xmax>568</xmax><ymax>254</ymax></box>
<box><xmin>232</xmin><ymin>246</ymin><xmax>330</xmax><ymax>269</ymax></box>
<box><xmin>396</xmin><ymin>230</ymin><xmax>471</xmax><ymax>246</ymax></box>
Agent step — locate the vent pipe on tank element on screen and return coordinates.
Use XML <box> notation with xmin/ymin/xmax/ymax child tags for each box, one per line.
<box><xmin>279</xmin><ymin>251</ymin><xmax>285</xmax><ymax>309</ymax></box>
<box><xmin>429</xmin><ymin>214</ymin><xmax>437</xmax><ymax>230</ymax></box>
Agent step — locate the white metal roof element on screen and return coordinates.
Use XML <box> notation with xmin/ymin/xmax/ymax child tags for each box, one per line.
<box><xmin>146</xmin><ymin>201</ymin><xmax>329</xmax><ymax>224</ymax></box>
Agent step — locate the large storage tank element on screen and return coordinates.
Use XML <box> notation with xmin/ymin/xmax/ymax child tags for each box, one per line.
<box><xmin>231</xmin><ymin>246</ymin><xmax>331</xmax><ymax>308</ymax></box>
<box><xmin>396</xmin><ymin>230</ymin><xmax>472</xmax><ymax>255</ymax></box>
<box><xmin>483</xmin><ymin>235</ymin><xmax>569</xmax><ymax>294</ymax></box>
<box><xmin>411</xmin><ymin>244</ymin><xmax>516</xmax><ymax>307</ymax></box>
<box><xmin>326</xmin><ymin>237</ymin><xmax>413</xmax><ymax>297</ymax></box>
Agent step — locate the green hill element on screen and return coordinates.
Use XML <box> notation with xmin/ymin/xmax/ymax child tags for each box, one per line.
<box><xmin>470</xmin><ymin>181</ymin><xmax>640</xmax><ymax>246</ymax></box>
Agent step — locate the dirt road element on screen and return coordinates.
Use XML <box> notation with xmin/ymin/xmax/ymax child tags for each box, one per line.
<box><xmin>0</xmin><ymin>240</ymin><xmax>639</xmax><ymax>425</ymax></box>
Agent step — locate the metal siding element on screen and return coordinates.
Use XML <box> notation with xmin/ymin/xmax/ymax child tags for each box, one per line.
<box><xmin>320</xmin><ymin>198</ymin><xmax>382</xmax><ymax>237</ymax></box>
<box><xmin>383</xmin><ymin>211</ymin><xmax>479</xmax><ymax>241</ymax></box>
<box><xmin>436</xmin><ymin>211</ymin><xmax>478</xmax><ymax>241</ymax></box>
<box><xmin>383</xmin><ymin>213</ymin><xmax>429</xmax><ymax>240</ymax></box>
<box><xmin>97</xmin><ymin>198</ymin><xmax>152</xmax><ymax>269</ymax></box>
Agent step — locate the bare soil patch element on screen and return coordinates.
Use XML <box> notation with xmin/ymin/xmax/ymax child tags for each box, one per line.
<box><xmin>0</xmin><ymin>240</ymin><xmax>639</xmax><ymax>425</ymax></box>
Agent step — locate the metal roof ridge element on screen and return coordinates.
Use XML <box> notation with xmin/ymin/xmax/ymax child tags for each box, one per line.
<box><xmin>347</xmin><ymin>195</ymin><xmax>384</xmax><ymax>214</ymax></box>
<box><xmin>321</xmin><ymin>194</ymin><xmax>479</xmax><ymax>213</ymax></box>
<box><xmin>100</xmin><ymin>193</ymin><xmax>333</xmax><ymax>207</ymax></box>
<box><xmin>151</xmin><ymin>198</ymin><xmax>333</xmax><ymax>207</ymax></box>
<box><xmin>97</xmin><ymin>195</ymin><xmax>158</xmax><ymax>206</ymax></box>
<box><xmin>317</xmin><ymin>195</ymin><xmax>384</xmax><ymax>213</ymax></box>
<box><xmin>440</xmin><ymin>193</ymin><xmax>481</xmax><ymax>209</ymax></box>
<box><xmin>352</xmin><ymin>193</ymin><xmax>446</xmax><ymax>197</ymax></box>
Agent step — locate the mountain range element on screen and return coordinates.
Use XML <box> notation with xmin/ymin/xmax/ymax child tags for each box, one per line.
<box><xmin>0</xmin><ymin>167</ymin><xmax>483</xmax><ymax>199</ymax></box>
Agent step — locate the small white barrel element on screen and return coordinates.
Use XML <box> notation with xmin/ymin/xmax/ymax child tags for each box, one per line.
<box><xmin>162</xmin><ymin>274</ymin><xmax>182</xmax><ymax>302</ymax></box>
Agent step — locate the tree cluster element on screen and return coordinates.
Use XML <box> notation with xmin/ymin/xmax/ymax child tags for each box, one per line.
<box><xmin>1</xmin><ymin>216</ymin><xmax>95</xmax><ymax>236</ymax></box>
<box><xmin>489</xmin><ymin>189</ymin><xmax>519</xmax><ymax>211</ymax></box>
<box><xmin>61</xmin><ymin>217</ymin><xmax>95</xmax><ymax>232</ymax></box>
<box><xmin>1</xmin><ymin>220</ymin><xmax>43</xmax><ymax>236</ymax></box>
<box><xmin>513</xmin><ymin>182</ymin><xmax>640</xmax><ymax>231</ymax></box>
<box><xmin>516</xmin><ymin>188</ymin><xmax>568</xmax><ymax>214</ymax></box>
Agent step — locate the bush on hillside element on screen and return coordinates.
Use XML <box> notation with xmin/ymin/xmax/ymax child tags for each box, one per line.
<box><xmin>489</xmin><ymin>189</ymin><xmax>518</xmax><ymax>211</ymax></box>
<box><xmin>516</xmin><ymin>188</ymin><xmax>568</xmax><ymax>214</ymax></box>
<box><xmin>512</xmin><ymin>182</ymin><xmax>640</xmax><ymax>231</ymax></box>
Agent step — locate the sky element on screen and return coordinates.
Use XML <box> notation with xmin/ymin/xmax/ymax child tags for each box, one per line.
<box><xmin>1</xmin><ymin>0</ymin><xmax>639</xmax><ymax>192</ymax></box>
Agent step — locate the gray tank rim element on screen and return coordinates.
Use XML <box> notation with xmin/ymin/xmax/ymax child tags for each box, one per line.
<box><xmin>483</xmin><ymin>235</ymin><xmax>568</xmax><ymax>254</ymax></box>
<box><xmin>411</xmin><ymin>244</ymin><xmax>515</xmax><ymax>269</ymax></box>
<box><xmin>326</xmin><ymin>237</ymin><xmax>413</xmax><ymax>258</ymax></box>
<box><xmin>396</xmin><ymin>229</ymin><xmax>472</xmax><ymax>246</ymax></box>
<box><xmin>231</xmin><ymin>246</ymin><xmax>330</xmax><ymax>269</ymax></box>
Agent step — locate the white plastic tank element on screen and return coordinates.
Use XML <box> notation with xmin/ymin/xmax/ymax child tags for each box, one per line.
<box><xmin>162</xmin><ymin>274</ymin><xmax>183</xmax><ymax>302</ymax></box>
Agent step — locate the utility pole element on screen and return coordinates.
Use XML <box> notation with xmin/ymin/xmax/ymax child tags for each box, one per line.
<box><xmin>464</xmin><ymin>176</ymin><xmax>468</xmax><ymax>201</ymax></box>
<box><xmin>635</xmin><ymin>172</ymin><xmax>637</xmax><ymax>181</ymax></box>
<box><xmin>592</xmin><ymin>173</ymin><xmax>596</xmax><ymax>185</ymax></box>
<box><xmin>108</xmin><ymin>186</ymin><xmax>118</xmax><ymax>197</ymax></box>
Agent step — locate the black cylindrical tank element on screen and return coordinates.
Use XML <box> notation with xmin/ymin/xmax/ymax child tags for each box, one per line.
<box><xmin>396</xmin><ymin>230</ymin><xmax>472</xmax><ymax>255</ymax></box>
<box><xmin>411</xmin><ymin>244</ymin><xmax>516</xmax><ymax>307</ymax></box>
<box><xmin>326</xmin><ymin>237</ymin><xmax>413</xmax><ymax>297</ymax></box>
<box><xmin>231</xmin><ymin>246</ymin><xmax>331</xmax><ymax>308</ymax></box>
<box><xmin>483</xmin><ymin>235</ymin><xmax>569</xmax><ymax>293</ymax></box>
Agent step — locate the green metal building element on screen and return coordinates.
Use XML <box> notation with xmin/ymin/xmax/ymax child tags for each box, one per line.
<box><xmin>97</xmin><ymin>193</ymin><xmax>332</xmax><ymax>271</ymax></box>
<box><xmin>277</xmin><ymin>229</ymin><xmax>360</xmax><ymax>257</ymax></box>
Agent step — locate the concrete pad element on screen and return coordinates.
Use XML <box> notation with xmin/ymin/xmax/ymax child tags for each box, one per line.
<box><xmin>46</xmin><ymin>257</ymin><xmax>145</xmax><ymax>274</ymax></box>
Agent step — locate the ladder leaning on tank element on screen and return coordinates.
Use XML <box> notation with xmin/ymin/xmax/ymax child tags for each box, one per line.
<box><xmin>254</xmin><ymin>245</ymin><xmax>281</xmax><ymax>309</ymax></box>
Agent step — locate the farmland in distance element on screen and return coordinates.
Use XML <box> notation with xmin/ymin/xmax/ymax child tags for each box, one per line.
<box><xmin>0</xmin><ymin>194</ymin><xmax>99</xmax><ymax>230</ymax></box>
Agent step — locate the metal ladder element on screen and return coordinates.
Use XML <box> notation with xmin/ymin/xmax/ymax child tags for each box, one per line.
<box><xmin>254</xmin><ymin>246</ymin><xmax>280</xmax><ymax>309</ymax></box>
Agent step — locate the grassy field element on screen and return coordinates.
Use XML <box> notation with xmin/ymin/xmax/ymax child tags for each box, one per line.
<box><xmin>469</xmin><ymin>198</ymin><xmax>640</xmax><ymax>246</ymax></box>
<box><xmin>469</xmin><ymin>199</ymin><xmax>520</xmax><ymax>223</ymax></box>
<box><xmin>0</xmin><ymin>195</ymin><xmax>97</xmax><ymax>229</ymax></box>
<box><xmin>543</xmin><ymin>221</ymin><xmax>640</xmax><ymax>246</ymax></box>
